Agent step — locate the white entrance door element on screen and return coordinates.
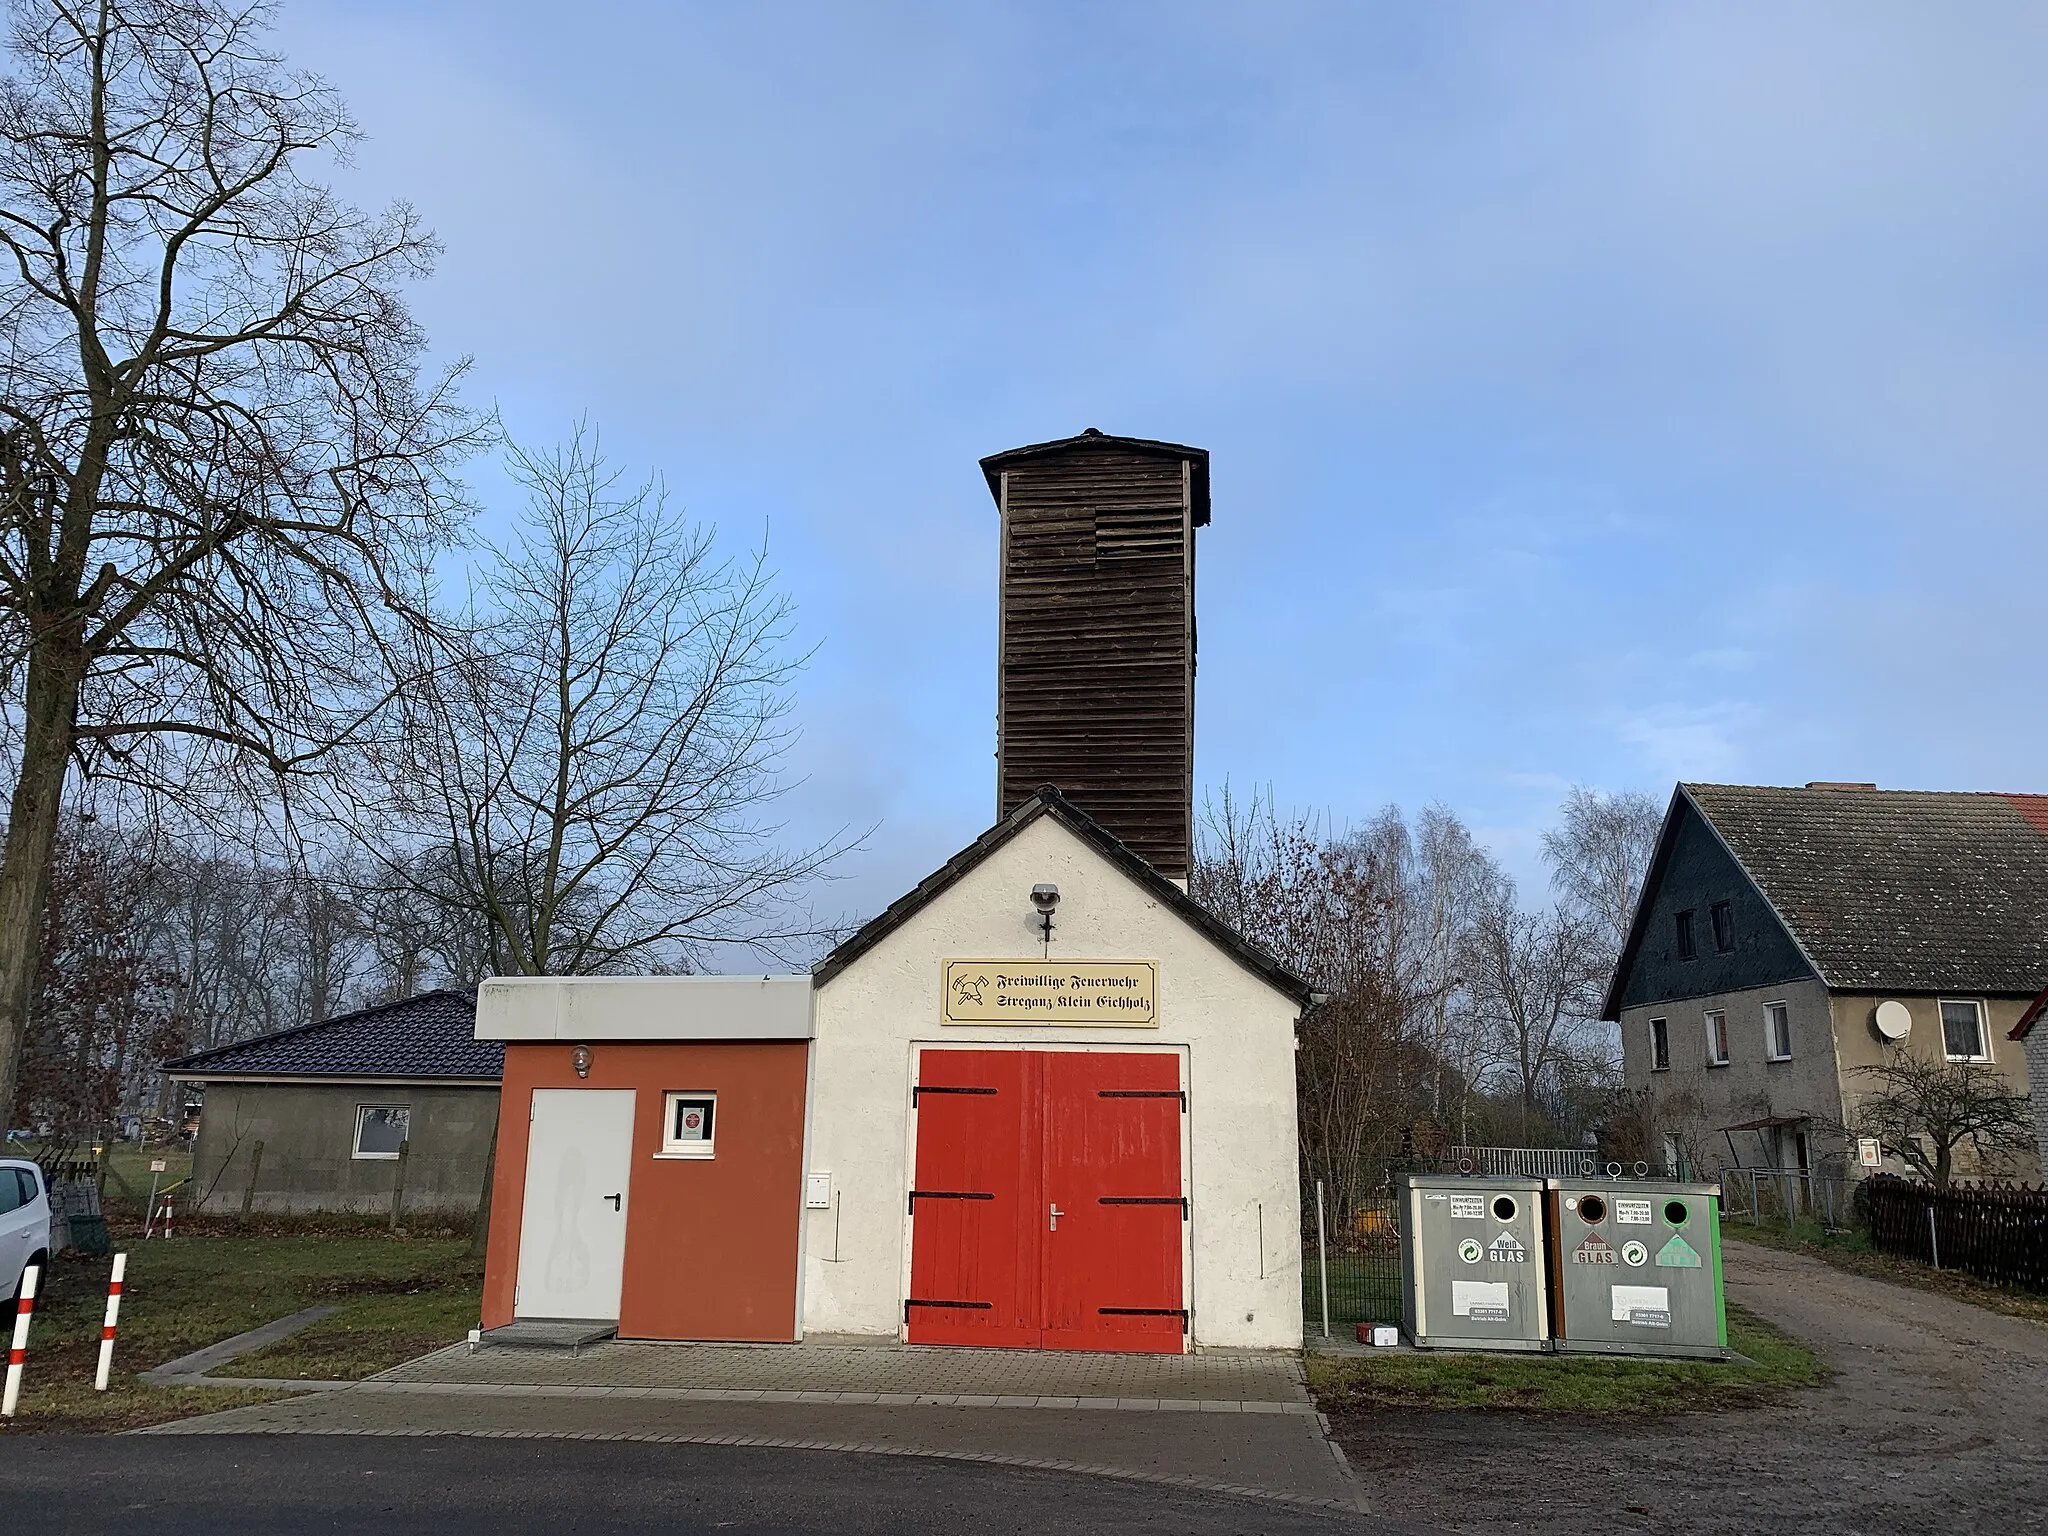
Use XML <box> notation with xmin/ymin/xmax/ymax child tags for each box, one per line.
<box><xmin>515</xmin><ymin>1089</ymin><xmax>635</xmax><ymax>1320</ymax></box>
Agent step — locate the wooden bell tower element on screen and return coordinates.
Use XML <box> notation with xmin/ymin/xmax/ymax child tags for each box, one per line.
<box><xmin>980</xmin><ymin>428</ymin><xmax>1209</xmax><ymax>881</ymax></box>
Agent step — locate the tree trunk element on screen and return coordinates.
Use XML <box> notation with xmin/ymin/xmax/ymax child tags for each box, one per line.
<box><xmin>0</xmin><ymin>647</ymin><xmax>86</xmax><ymax>1125</ymax></box>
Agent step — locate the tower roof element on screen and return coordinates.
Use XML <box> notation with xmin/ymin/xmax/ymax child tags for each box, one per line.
<box><xmin>979</xmin><ymin>428</ymin><xmax>1211</xmax><ymax>526</ymax></box>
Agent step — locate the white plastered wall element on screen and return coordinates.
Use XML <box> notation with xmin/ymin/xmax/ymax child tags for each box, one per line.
<box><xmin>803</xmin><ymin>814</ymin><xmax>1304</xmax><ymax>1350</ymax></box>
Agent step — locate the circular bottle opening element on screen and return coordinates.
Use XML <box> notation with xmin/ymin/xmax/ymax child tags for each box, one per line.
<box><xmin>1491</xmin><ymin>1195</ymin><xmax>1518</xmax><ymax>1222</ymax></box>
<box><xmin>1664</xmin><ymin>1199</ymin><xmax>1690</xmax><ymax>1226</ymax></box>
<box><xmin>1579</xmin><ymin>1193</ymin><xmax>1608</xmax><ymax>1224</ymax></box>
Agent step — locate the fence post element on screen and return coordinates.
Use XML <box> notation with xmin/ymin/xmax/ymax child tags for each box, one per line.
<box><xmin>389</xmin><ymin>1138</ymin><xmax>411</xmax><ymax>1232</ymax></box>
<box><xmin>1315</xmin><ymin>1178</ymin><xmax>1330</xmax><ymax>1340</ymax></box>
<box><xmin>1927</xmin><ymin>1204</ymin><xmax>1941</xmax><ymax>1270</ymax></box>
<box><xmin>238</xmin><ymin>1139</ymin><xmax>265</xmax><ymax>1226</ymax></box>
<box><xmin>1750</xmin><ymin>1170</ymin><xmax>1760</xmax><ymax>1225</ymax></box>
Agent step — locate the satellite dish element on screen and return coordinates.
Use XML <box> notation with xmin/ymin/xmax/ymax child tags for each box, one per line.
<box><xmin>1873</xmin><ymin>1000</ymin><xmax>1912</xmax><ymax>1044</ymax></box>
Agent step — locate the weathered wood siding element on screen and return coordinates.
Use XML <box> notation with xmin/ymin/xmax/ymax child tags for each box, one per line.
<box><xmin>997</xmin><ymin>445</ymin><xmax>1195</xmax><ymax>879</ymax></box>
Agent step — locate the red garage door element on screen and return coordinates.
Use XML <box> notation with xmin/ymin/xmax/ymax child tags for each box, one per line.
<box><xmin>907</xmin><ymin>1050</ymin><xmax>1185</xmax><ymax>1352</ymax></box>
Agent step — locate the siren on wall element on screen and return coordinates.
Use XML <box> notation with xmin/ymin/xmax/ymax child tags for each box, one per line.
<box><xmin>1871</xmin><ymin>1000</ymin><xmax>1912</xmax><ymax>1045</ymax></box>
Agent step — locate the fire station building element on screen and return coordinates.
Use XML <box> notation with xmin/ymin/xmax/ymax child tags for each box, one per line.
<box><xmin>476</xmin><ymin>431</ymin><xmax>1312</xmax><ymax>1353</ymax></box>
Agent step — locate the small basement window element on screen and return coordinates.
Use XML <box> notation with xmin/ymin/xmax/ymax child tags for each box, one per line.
<box><xmin>1939</xmin><ymin>999</ymin><xmax>1989</xmax><ymax>1062</ymax></box>
<box><xmin>660</xmin><ymin>1092</ymin><xmax>717</xmax><ymax>1158</ymax></box>
<box><xmin>353</xmin><ymin>1105</ymin><xmax>411</xmax><ymax>1159</ymax></box>
<box><xmin>1649</xmin><ymin>1018</ymin><xmax>1670</xmax><ymax>1072</ymax></box>
<box><xmin>1764</xmin><ymin>1002</ymin><xmax>1793</xmax><ymax>1062</ymax></box>
<box><xmin>1675</xmin><ymin>910</ymin><xmax>1696</xmax><ymax>960</ymax></box>
<box><xmin>1704</xmin><ymin>1010</ymin><xmax>1730</xmax><ymax>1067</ymax></box>
<box><xmin>1711</xmin><ymin>901</ymin><xmax>1735</xmax><ymax>953</ymax></box>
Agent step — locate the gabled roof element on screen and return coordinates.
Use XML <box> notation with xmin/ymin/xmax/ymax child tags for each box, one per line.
<box><xmin>1604</xmin><ymin>783</ymin><xmax>2048</xmax><ymax>1017</ymax></box>
<box><xmin>979</xmin><ymin>428</ymin><xmax>1211</xmax><ymax>526</ymax></box>
<box><xmin>165</xmin><ymin>990</ymin><xmax>497</xmax><ymax>1082</ymax></box>
<box><xmin>811</xmin><ymin>786</ymin><xmax>1312</xmax><ymax>1005</ymax></box>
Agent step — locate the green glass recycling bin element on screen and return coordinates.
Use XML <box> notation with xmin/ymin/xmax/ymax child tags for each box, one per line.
<box><xmin>1397</xmin><ymin>1174</ymin><xmax>1552</xmax><ymax>1352</ymax></box>
<box><xmin>1543</xmin><ymin>1179</ymin><xmax>1728</xmax><ymax>1359</ymax></box>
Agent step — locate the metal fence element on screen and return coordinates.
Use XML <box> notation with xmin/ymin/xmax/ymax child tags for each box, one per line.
<box><xmin>1717</xmin><ymin>1166</ymin><xmax>1853</xmax><ymax>1230</ymax></box>
<box><xmin>1304</xmin><ymin>1177</ymin><xmax>1403</xmax><ymax>1338</ymax></box>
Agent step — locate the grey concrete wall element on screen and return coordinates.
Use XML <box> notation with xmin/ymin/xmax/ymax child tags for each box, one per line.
<box><xmin>1620</xmin><ymin>977</ymin><xmax>1844</xmax><ymax>1176</ymax></box>
<box><xmin>189</xmin><ymin>1082</ymin><xmax>500</xmax><ymax>1216</ymax></box>
<box><xmin>2026</xmin><ymin>1028</ymin><xmax>2048</xmax><ymax>1178</ymax></box>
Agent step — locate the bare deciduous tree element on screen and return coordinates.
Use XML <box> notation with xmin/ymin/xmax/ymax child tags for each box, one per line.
<box><xmin>1841</xmin><ymin>1051</ymin><xmax>2035</xmax><ymax>1188</ymax></box>
<box><xmin>1459</xmin><ymin>876</ymin><xmax>1609</xmax><ymax>1142</ymax></box>
<box><xmin>378</xmin><ymin>432</ymin><xmax>853</xmax><ymax>976</ymax></box>
<box><xmin>0</xmin><ymin>0</ymin><xmax>478</xmax><ymax>1121</ymax></box>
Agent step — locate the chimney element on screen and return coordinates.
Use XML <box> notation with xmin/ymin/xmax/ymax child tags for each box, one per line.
<box><xmin>980</xmin><ymin>429</ymin><xmax>1209</xmax><ymax>881</ymax></box>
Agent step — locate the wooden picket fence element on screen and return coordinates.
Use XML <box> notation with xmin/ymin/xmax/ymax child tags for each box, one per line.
<box><xmin>1862</xmin><ymin>1174</ymin><xmax>2048</xmax><ymax>1294</ymax></box>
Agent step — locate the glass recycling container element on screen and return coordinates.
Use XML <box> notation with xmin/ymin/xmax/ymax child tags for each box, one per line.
<box><xmin>1543</xmin><ymin>1179</ymin><xmax>1729</xmax><ymax>1359</ymax></box>
<box><xmin>1396</xmin><ymin>1174</ymin><xmax>1551</xmax><ymax>1351</ymax></box>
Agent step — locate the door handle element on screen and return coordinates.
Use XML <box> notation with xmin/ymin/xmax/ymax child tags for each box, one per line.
<box><xmin>1049</xmin><ymin>1204</ymin><xmax>1065</xmax><ymax>1232</ymax></box>
<box><xmin>604</xmin><ymin>1193</ymin><xmax>622</xmax><ymax>1211</ymax></box>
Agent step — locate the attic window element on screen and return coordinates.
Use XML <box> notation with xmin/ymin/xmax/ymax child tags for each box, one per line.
<box><xmin>1711</xmin><ymin>901</ymin><xmax>1735</xmax><ymax>954</ymax></box>
<box><xmin>1674</xmin><ymin>910</ymin><xmax>1696</xmax><ymax>961</ymax></box>
<box><xmin>1094</xmin><ymin>505</ymin><xmax>1182</xmax><ymax>562</ymax></box>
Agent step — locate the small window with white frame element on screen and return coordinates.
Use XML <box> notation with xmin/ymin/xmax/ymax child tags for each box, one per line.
<box><xmin>1938</xmin><ymin>999</ymin><xmax>1989</xmax><ymax>1062</ymax></box>
<box><xmin>660</xmin><ymin>1092</ymin><xmax>717</xmax><ymax>1158</ymax></box>
<box><xmin>1704</xmin><ymin>1010</ymin><xmax>1730</xmax><ymax>1066</ymax></box>
<box><xmin>1649</xmin><ymin>1017</ymin><xmax>1670</xmax><ymax>1072</ymax></box>
<box><xmin>353</xmin><ymin>1105</ymin><xmax>411</xmax><ymax>1159</ymax></box>
<box><xmin>1764</xmin><ymin>1001</ymin><xmax>1793</xmax><ymax>1062</ymax></box>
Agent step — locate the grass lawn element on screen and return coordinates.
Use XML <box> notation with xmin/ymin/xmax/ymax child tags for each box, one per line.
<box><xmin>1720</xmin><ymin>1217</ymin><xmax>2048</xmax><ymax>1327</ymax></box>
<box><xmin>1306</xmin><ymin>1303</ymin><xmax>1827</xmax><ymax>1415</ymax></box>
<box><xmin>2</xmin><ymin>1230</ymin><xmax>483</xmax><ymax>1434</ymax></box>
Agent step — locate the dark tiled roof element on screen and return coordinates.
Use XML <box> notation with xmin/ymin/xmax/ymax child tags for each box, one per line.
<box><xmin>1684</xmin><ymin>784</ymin><xmax>2048</xmax><ymax>996</ymax></box>
<box><xmin>165</xmin><ymin>990</ymin><xmax>498</xmax><ymax>1081</ymax></box>
<box><xmin>812</xmin><ymin>786</ymin><xmax>1313</xmax><ymax>1006</ymax></box>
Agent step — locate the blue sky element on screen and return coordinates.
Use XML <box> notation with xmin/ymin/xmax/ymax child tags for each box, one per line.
<box><xmin>278</xmin><ymin>2</ymin><xmax>2048</xmax><ymax>927</ymax></box>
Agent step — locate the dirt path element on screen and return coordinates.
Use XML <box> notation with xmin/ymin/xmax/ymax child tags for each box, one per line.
<box><xmin>1331</xmin><ymin>1236</ymin><xmax>2048</xmax><ymax>1535</ymax></box>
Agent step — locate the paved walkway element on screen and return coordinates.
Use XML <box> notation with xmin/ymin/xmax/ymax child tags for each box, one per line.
<box><xmin>372</xmin><ymin>1336</ymin><xmax>1310</xmax><ymax>1405</ymax></box>
<box><xmin>139</xmin><ymin>1338</ymin><xmax>1364</xmax><ymax>1515</ymax></box>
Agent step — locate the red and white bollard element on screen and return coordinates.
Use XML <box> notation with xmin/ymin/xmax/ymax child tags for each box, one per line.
<box><xmin>94</xmin><ymin>1253</ymin><xmax>128</xmax><ymax>1392</ymax></box>
<box><xmin>162</xmin><ymin>1194</ymin><xmax>174</xmax><ymax>1239</ymax></box>
<box><xmin>2</xmin><ymin>1262</ymin><xmax>38</xmax><ymax>1417</ymax></box>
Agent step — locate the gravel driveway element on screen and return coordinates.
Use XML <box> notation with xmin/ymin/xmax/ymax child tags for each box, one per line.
<box><xmin>1332</xmin><ymin>1236</ymin><xmax>2048</xmax><ymax>1535</ymax></box>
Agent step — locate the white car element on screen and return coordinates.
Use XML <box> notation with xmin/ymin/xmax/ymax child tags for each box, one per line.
<box><xmin>1</xmin><ymin>1157</ymin><xmax>51</xmax><ymax>1304</ymax></box>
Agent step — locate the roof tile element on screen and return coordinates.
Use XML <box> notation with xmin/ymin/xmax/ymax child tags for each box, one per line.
<box><xmin>165</xmin><ymin>990</ymin><xmax>498</xmax><ymax>1080</ymax></box>
<box><xmin>1684</xmin><ymin>784</ymin><xmax>2048</xmax><ymax>995</ymax></box>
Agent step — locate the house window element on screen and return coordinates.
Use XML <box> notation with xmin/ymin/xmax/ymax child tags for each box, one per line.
<box><xmin>1649</xmin><ymin>1018</ymin><xmax>1671</xmax><ymax>1072</ymax></box>
<box><xmin>353</xmin><ymin>1105</ymin><xmax>411</xmax><ymax>1159</ymax></box>
<box><xmin>1939</xmin><ymin>999</ymin><xmax>1989</xmax><ymax>1062</ymax></box>
<box><xmin>1675</xmin><ymin>910</ymin><xmax>1696</xmax><ymax>960</ymax></box>
<box><xmin>659</xmin><ymin>1092</ymin><xmax>717</xmax><ymax>1158</ymax></box>
<box><xmin>1711</xmin><ymin>901</ymin><xmax>1735</xmax><ymax>953</ymax></box>
<box><xmin>1704</xmin><ymin>1010</ymin><xmax>1730</xmax><ymax>1066</ymax></box>
<box><xmin>1764</xmin><ymin>1002</ymin><xmax>1793</xmax><ymax>1062</ymax></box>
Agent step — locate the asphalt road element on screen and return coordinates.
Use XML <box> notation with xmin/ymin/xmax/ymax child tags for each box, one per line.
<box><xmin>4</xmin><ymin>1433</ymin><xmax>1386</xmax><ymax>1535</ymax></box>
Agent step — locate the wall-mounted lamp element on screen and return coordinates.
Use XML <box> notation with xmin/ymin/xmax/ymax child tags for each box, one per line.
<box><xmin>571</xmin><ymin>1043</ymin><xmax>593</xmax><ymax>1079</ymax></box>
<box><xmin>1030</xmin><ymin>883</ymin><xmax>1060</xmax><ymax>950</ymax></box>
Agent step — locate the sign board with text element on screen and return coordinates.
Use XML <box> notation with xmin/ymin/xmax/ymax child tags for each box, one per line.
<box><xmin>942</xmin><ymin>960</ymin><xmax>1158</xmax><ymax>1026</ymax></box>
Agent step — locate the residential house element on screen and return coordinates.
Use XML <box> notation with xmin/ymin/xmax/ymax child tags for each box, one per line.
<box><xmin>167</xmin><ymin>990</ymin><xmax>500</xmax><ymax>1217</ymax></box>
<box><xmin>1604</xmin><ymin>783</ymin><xmax>2045</xmax><ymax>1182</ymax></box>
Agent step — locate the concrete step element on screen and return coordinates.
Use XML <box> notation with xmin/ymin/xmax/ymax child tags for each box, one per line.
<box><xmin>480</xmin><ymin>1319</ymin><xmax>618</xmax><ymax>1352</ymax></box>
